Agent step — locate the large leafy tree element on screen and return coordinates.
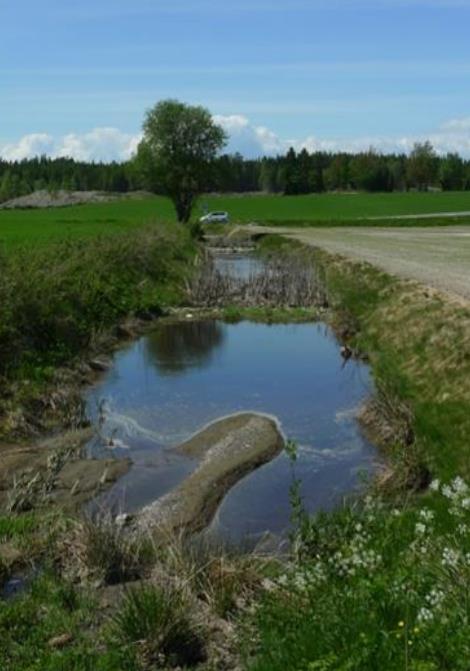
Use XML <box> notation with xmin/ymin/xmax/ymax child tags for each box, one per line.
<box><xmin>406</xmin><ymin>141</ymin><xmax>438</xmax><ymax>191</ymax></box>
<box><xmin>136</xmin><ymin>100</ymin><xmax>227</xmax><ymax>223</ymax></box>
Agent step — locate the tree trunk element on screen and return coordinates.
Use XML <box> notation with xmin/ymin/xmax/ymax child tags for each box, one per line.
<box><xmin>174</xmin><ymin>193</ymin><xmax>194</xmax><ymax>223</ymax></box>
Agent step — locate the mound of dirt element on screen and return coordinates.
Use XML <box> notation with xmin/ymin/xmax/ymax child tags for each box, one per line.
<box><xmin>0</xmin><ymin>190</ymin><xmax>152</xmax><ymax>210</ymax></box>
<box><xmin>135</xmin><ymin>412</ymin><xmax>284</xmax><ymax>536</ymax></box>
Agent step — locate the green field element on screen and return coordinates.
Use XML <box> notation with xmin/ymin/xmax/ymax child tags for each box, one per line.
<box><xmin>2</xmin><ymin>191</ymin><xmax>470</xmax><ymax>245</ymax></box>
<box><xmin>202</xmin><ymin>190</ymin><xmax>470</xmax><ymax>223</ymax></box>
<box><xmin>0</xmin><ymin>197</ymin><xmax>175</xmax><ymax>246</ymax></box>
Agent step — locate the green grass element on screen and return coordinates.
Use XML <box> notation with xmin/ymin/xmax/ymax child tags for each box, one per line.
<box><xmin>2</xmin><ymin>191</ymin><xmax>470</xmax><ymax>248</ymax></box>
<box><xmin>248</xmin><ymin>486</ymin><xmax>470</xmax><ymax>671</ymax></box>
<box><xmin>198</xmin><ymin>191</ymin><xmax>470</xmax><ymax>224</ymax></box>
<box><xmin>243</xmin><ymin>239</ymin><xmax>470</xmax><ymax>670</ymax></box>
<box><xmin>0</xmin><ymin>196</ymin><xmax>175</xmax><ymax>247</ymax></box>
<box><xmin>222</xmin><ymin>305</ymin><xmax>318</xmax><ymax>323</ymax></box>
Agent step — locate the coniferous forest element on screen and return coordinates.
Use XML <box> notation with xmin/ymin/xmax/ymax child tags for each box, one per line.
<box><xmin>1</xmin><ymin>142</ymin><xmax>470</xmax><ymax>203</ymax></box>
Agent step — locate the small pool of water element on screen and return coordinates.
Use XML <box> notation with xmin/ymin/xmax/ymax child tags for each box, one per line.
<box><xmin>213</xmin><ymin>252</ymin><xmax>264</xmax><ymax>279</ymax></box>
<box><xmin>86</xmin><ymin>318</ymin><xmax>377</xmax><ymax>542</ymax></box>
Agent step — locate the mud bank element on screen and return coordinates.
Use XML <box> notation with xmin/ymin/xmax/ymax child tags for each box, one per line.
<box><xmin>0</xmin><ymin>429</ymin><xmax>130</xmax><ymax>512</ymax></box>
<box><xmin>135</xmin><ymin>413</ymin><xmax>284</xmax><ymax>535</ymax></box>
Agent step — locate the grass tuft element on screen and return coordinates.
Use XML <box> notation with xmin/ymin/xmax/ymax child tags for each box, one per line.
<box><xmin>110</xmin><ymin>583</ymin><xmax>206</xmax><ymax>668</ymax></box>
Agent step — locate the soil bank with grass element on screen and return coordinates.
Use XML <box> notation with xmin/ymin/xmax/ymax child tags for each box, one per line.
<box><xmin>1</xmin><ymin>222</ymin><xmax>470</xmax><ymax>670</ymax></box>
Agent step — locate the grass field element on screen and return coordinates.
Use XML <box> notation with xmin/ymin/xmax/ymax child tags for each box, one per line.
<box><xmin>2</xmin><ymin>191</ymin><xmax>470</xmax><ymax>246</ymax></box>
<box><xmin>0</xmin><ymin>197</ymin><xmax>175</xmax><ymax>246</ymax></box>
<box><xmin>201</xmin><ymin>191</ymin><xmax>470</xmax><ymax>223</ymax></box>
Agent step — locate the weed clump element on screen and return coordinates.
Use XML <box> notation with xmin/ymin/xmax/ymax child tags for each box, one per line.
<box><xmin>110</xmin><ymin>584</ymin><xmax>206</xmax><ymax>668</ymax></box>
<box><xmin>66</xmin><ymin>514</ymin><xmax>154</xmax><ymax>585</ymax></box>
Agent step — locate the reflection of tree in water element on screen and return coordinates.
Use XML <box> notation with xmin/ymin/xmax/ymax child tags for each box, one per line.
<box><xmin>145</xmin><ymin>320</ymin><xmax>225</xmax><ymax>375</ymax></box>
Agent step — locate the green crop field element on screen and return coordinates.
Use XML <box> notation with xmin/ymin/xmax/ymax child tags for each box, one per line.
<box><xmin>2</xmin><ymin>191</ymin><xmax>470</xmax><ymax>246</ymax></box>
<box><xmin>201</xmin><ymin>190</ymin><xmax>470</xmax><ymax>222</ymax></box>
<box><xmin>0</xmin><ymin>196</ymin><xmax>175</xmax><ymax>247</ymax></box>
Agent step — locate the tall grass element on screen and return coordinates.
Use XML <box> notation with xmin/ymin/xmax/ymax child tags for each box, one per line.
<box><xmin>0</xmin><ymin>222</ymin><xmax>195</xmax><ymax>438</ymax></box>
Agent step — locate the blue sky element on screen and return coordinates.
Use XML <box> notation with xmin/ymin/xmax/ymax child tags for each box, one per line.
<box><xmin>2</xmin><ymin>0</ymin><xmax>470</xmax><ymax>159</ymax></box>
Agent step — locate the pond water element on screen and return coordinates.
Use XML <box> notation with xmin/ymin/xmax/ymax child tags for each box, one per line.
<box><xmin>213</xmin><ymin>251</ymin><xmax>264</xmax><ymax>279</ymax></box>
<box><xmin>86</xmin><ymin>254</ymin><xmax>377</xmax><ymax>542</ymax></box>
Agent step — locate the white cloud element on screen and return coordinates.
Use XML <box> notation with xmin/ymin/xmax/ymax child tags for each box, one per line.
<box><xmin>214</xmin><ymin>115</ymin><xmax>284</xmax><ymax>157</ymax></box>
<box><xmin>1</xmin><ymin>133</ymin><xmax>55</xmax><ymax>161</ymax></box>
<box><xmin>215</xmin><ymin>114</ymin><xmax>470</xmax><ymax>158</ymax></box>
<box><xmin>2</xmin><ymin>115</ymin><xmax>470</xmax><ymax>162</ymax></box>
<box><xmin>55</xmin><ymin>128</ymin><xmax>141</xmax><ymax>162</ymax></box>
<box><xmin>0</xmin><ymin>128</ymin><xmax>141</xmax><ymax>163</ymax></box>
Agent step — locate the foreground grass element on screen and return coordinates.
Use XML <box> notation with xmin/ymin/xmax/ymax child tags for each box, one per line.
<box><xmin>245</xmin><ymin>237</ymin><xmax>470</xmax><ymax>670</ymax></box>
<box><xmin>249</xmin><ymin>483</ymin><xmax>470</xmax><ymax>671</ymax></box>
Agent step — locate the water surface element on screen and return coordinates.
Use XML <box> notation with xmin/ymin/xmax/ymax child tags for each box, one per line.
<box><xmin>87</xmin><ymin>318</ymin><xmax>376</xmax><ymax>541</ymax></box>
<box><xmin>213</xmin><ymin>251</ymin><xmax>264</xmax><ymax>279</ymax></box>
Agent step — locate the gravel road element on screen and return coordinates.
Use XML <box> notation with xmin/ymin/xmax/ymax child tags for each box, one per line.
<box><xmin>258</xmin><ymin>225</ymin><xmax>470</xmax><ymax>302</ymax></box>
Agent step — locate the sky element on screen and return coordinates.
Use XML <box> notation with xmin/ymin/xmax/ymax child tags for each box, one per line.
<box><xmin>2</xmin><ymin>0</ymin><xmax>470</xmax><ymax>160</ymax></box>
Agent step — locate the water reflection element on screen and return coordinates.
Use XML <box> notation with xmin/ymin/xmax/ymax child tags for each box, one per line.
<box><xmin>144</xmin><ymin>320</ymin><xmax>225</xmax><ymax>376</ymax></box>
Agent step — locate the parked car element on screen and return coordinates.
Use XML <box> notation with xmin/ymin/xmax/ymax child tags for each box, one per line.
<box><xmin>199</xmin><ymin>211</ymin><xmax>229</xmax><ymax>224</ymax></box>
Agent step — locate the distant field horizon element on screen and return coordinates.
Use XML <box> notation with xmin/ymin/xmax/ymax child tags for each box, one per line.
<box><xmin>2</xmin><ymin>190</ymin><xmax>470</xmax><ymax>245</ymax></box>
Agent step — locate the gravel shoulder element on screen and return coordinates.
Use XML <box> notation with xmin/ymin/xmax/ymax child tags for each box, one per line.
<box><xmin>256</xmin><ymin>225</ymin><xmax>470</xmax><ymax>302</ymax></box>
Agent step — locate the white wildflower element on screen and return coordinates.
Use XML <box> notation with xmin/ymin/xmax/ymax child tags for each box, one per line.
<box><xmin>442</xmin><ymin>485</ymin><xmax>453</xmax><ymax>500</ymax></box>
<box><xmin>452</xmin><ymin>477</ymin><xmax>468</xmax><ymax>495</ymax></box>
<box><xmin>415</xmin><ymin>522</ymin><xmax>427</xmax><ymax>535</ymax></box>
<box><xmin>425</xmin><ymin>588</ymin><xmax>445</xmax><ymax>608</ymax></box>
<box><xmin>417</xmin><ymin>607</ymin><xmax>434</xmax><ymax>624</ymax></box>
<box><xmin>419</xmin><ymin>508</ymin><xmax>434</xmax><ymax>522</ymax></box>
<box><xmin>442</xmin><ymin>547</ymin><xmax>460</xmax><ymax>569</ymax></box>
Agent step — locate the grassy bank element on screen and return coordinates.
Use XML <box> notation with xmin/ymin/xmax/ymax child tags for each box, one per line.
<box><xmin>2</xmin><ymin>231</ymin><xmax>470</xmax><ymax>670</ymax></box>
<box><xmin>0</xmin><ymin>221</ymin><xmax>195</xmax><ymax>439</ymax></box>
<box><xmin>247</xmin><ymin>236</ymin><xmax>470</xmax><ymax>670</ymax></box>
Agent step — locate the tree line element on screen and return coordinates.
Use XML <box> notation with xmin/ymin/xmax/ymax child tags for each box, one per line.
<box><xmin>2</xmin><ymin>140</ymin><xmax>470</xmax><ymax>205</ymax></box>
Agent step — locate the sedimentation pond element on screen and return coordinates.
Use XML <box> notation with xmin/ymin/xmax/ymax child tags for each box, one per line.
<box><xmin>86</xmin><ymin>253</ymin><xmax>377</xmax><ymax>542</ymax></box>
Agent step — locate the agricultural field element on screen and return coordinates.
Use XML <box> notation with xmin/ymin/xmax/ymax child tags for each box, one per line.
<box><xmin>2</xmin><ymin>191</ymin><xmax>470</xmax><ymax>247</ymax></box>
<box><xmin>0</xmin><ymin>196</ymin><xmax>174</xmax><ymax>247</ymax></box>
<box><xmin>200</xmin><ymin>190</ymin><xmax>470</xmax><ymax>223</ymax></box>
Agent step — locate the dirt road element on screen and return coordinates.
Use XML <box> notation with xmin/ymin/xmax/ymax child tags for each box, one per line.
<box><xmin>257</xmin><ymin>225</ymin><xmax>470</xmax><ymax>302</ymax></box>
